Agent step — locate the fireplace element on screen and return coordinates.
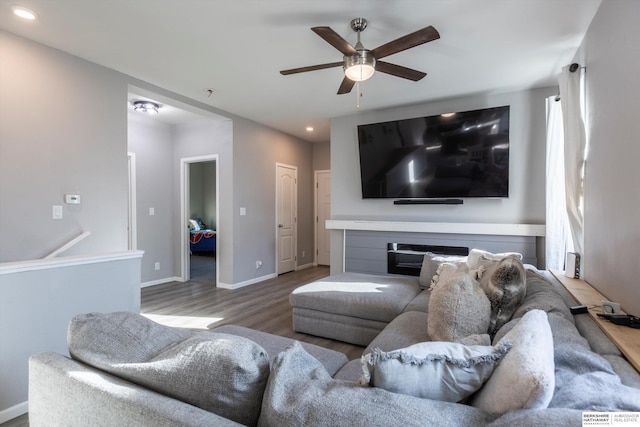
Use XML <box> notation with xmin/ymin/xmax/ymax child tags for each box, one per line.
<box><xmin>387</xmin><ymin>243</ymin><xmax>469</xmax><ymax>276</ymax></box>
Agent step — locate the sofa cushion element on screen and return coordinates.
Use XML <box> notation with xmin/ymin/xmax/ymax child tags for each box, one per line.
<box><xmin>68</xmin><ymin>312</ymin><xmax>269</xmax><ymax>427</ymax></box>
<box><xmin>427</xmin><ymin>265</ymin><xmax>491</xmax><ymax>342</ymax></box>
<box><xmin>212</xmin><ymin>324</ymin><xmax>348</xmax><ymax>376</ymax></box>
<box><xmin>361</xmin><ymin>340</ymin><xmax>510</xmax><ymax>402</ymax></box>
<box><xmin>470</xmin><ymin>309</ymin><xmax>555</xmax><ymax>414</ymax></box>
<box><xmin>258</xmin><ymin>341</ymin><xmax>490</xmax><ymax>427</ymax></box>
<box><xmin>289</xmin><ymin>272</ymin><xmax>421</xmax><ymax>323</ymax></box>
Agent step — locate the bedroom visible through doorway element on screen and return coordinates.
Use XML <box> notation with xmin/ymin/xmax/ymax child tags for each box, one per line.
<box><xmin>181</xmin><ymin>155</ymin><xmax>219</xmax><ymax>285</ymax></box>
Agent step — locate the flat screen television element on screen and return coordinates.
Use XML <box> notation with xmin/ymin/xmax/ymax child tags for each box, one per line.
<box><xmin>357</xmin><ymin>105</ymin><xmax>510</xmax><ymax>199</ymax></box>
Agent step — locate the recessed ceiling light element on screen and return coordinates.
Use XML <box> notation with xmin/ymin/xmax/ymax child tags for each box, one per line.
<box><xmin>305</xmin><ymin>126</ymin><xmax>314</xmax><ymax>132</ymax></box>
<box><xmin>12</xmin><ymin>5</ymin><xmax>38</xmax><ymax>20</ymax></box>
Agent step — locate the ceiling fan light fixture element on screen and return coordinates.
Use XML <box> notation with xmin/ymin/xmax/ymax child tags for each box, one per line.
<box><xmin>133</xmin><ymin>100</ymin><xmax>160</xmax><ymax>114</ymax></box>
<box><xmin>344</xmin><ymin>52</ymin><xmax>375</xmax><ymax>82</ymax></box>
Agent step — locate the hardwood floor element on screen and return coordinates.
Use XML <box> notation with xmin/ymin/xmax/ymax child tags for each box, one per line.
<box><xmin>141</xmin><ymin>265</ymin><xmax>365</xmax><ymax>360</ymax></box>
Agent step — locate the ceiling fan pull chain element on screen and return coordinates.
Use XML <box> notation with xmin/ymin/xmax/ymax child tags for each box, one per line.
<box><xmin>356</xmin><ymin>81</ymin><xmax>361</xmax><ymax>109</ymax></box>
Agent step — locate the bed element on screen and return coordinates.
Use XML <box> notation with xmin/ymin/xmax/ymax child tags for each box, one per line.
<box><xmin>188</xmin><ymin>219</ymin><xmax>216</xmax><ymax>254</ymax></box>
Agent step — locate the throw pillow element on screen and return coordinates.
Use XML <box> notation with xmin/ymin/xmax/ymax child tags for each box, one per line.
<box><xmin>470</xmin><ymin>309</ymin><xmax>555</xmax><ymax>414</ymax></box>
<box><xmin>360</xmin><ymin>340</ymin><xmax>511</xmax><ymax>402</ymax></box>
<box><xmin>428</xmin><ymin>262</ymin><xmax>458</xmax><ymax>291</ymax></box>
<box><xmin>68</xmin><ymin>312</ymin><xmax>270</xmax><ymax>427</ymax></box>
<box><xmin>427</xmin><ymin>264</ymin><xmax>491</xmax><ymax>342</ymax></box>
<box><xmin>482</xmin><ymin>255</ymin><xmax>527</xmax><ymax>336</ymax></box>
<box><xmin>259</xmin><ymin>341</ymin><xmax>491</xmax><ymax>426</ymax></box>
<box><xmin>467</xmin><ymin>249</ymin><xmax>523</xmax><ymax>270</ymax></box>
<box><xmin>418</xmin><ymin>252</ymin><xmax>467</xmax><ymax>288</ymax></box>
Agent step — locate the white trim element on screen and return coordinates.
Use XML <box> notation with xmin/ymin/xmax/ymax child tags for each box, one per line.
<box><xmin>325</xmin><ymin>220</ymin><xmax>546</xmax><ymax>236</ymax></box>
<box><xmin>44</xmin><ymin>231</ymin><xmax>91</xmax><ymax>259</ymax></box>
<box><xmin>217</xmin><ymin>273</ymin><xmax>277</xmax><ymax>290</ymax></box>
<box><xmin>314</xmin><ymin>170</ymin><xmax>330</xmax><ymax>266</ymax></box>
<box><xmin>140</xmin><ymin>276</ymin><xmax>182</xmax><ymax>288</ymax></box>
<box><xmin>0</xmin><ymin>250</ymin><xmax>144</xmax><ymax>275</ymax></box>
<box><xmin>296</xmin><ymin>262</ymin><xmax>313</xmax><ymax>271</ymax></box>
<box><xmin>180</xmin><ymin>155</ymin><xmax>219</xmax><ymax>286</ymax></box>
<box><xmin>0</xmin><ymin>401</ymin><xmax>28</xmax><ymax>424</ymax></box>
<box><xmin>127</xmin><ymin>152</ymin><xmax>138</xmax><ymax>250</ymax></box>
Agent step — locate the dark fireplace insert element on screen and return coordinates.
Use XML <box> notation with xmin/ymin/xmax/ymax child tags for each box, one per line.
<box><xmin>387</xmin><ymin>243</ymin><xmax>469</xmax><ymax>276</ymax></box>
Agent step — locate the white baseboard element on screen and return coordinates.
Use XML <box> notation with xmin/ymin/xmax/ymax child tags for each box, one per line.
<box><xmin>296</xmin><ymin>262</ymin><xmax>313</xmax><ymax>271</ymax></box>
<box><xmin>218</xmin><ymin>273</ymin><xmax>277</xmax><ymax>290</ymax></box>
<box><xmin>141</xmin><ymin>276</ymin><xmax>182</xmax><ymax>288</ymax></box>
<box><xmin>0</xmin><ymin>401</ymin><xmax>27</xmax><ymax>424</ymax></box>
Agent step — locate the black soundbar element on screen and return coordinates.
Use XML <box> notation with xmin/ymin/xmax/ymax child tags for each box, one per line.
<box><xmin>393</xmin><ymin>199</ymin><xmax>463</xmax><ymax>205</ymax></box>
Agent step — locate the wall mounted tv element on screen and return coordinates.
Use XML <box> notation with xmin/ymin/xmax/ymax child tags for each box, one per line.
<box><xmin>357</xmin><ymin>105</ymin><xmax>510</xmax><ymax>199</ymax></box>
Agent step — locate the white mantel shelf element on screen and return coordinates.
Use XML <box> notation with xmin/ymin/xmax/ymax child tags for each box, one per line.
<box><xmin>326</xmin><ymin>220</ymin><xmax>545</xmax><ymax>237</ymax></box>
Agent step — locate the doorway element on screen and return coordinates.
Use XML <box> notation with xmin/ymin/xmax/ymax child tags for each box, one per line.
<box><xmin>276</xmin><ymin>163</ymin><xmax>297</xmax><ymax>274</ymax></box>
<box><xmin>181</xmin><ymin>155</ymin><xmax>219</xmax><ymax>285</ymax></box>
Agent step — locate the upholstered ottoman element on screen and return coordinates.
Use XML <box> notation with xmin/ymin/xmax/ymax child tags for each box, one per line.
<box><xmin>289</xmin><ymin>272</ymin><xmax>422</xmax><ymax>346</ymax></box>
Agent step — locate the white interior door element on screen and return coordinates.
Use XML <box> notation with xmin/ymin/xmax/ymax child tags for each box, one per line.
<box><xmin>315</xmin><ymin>170</ymin><xmax>331</xmax><ymax>266</ymax></box>
<box><xmin>276</xmin><ymin>163</ymin><xmax>297</xmax><ymax>274</ymax></box>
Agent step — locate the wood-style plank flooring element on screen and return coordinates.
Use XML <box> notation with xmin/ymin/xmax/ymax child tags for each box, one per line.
<box><xmin>141</xmin><ymin>265</ymin><xmax>365</xmax><ymax>360</ymax></box>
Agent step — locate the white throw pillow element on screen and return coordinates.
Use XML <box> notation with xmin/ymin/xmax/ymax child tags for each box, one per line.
<box><xmin>427</xmin><ymin>264</ymin><xmax>491</xmax><ymax>342</ymax></box>
<box><xmin>428</xmin><ymin>262</ymin><xmax>458</xmax><ymax>291</ymax></box>
<box><xmin>467</xmin><ymin>249</ymin><xmax>523</xmax><ymax>271</ymax></box>
<box><xmin>361</xmin><ymin>340</ymin><xmax>511</xmax><ymax>402</ymax></box>
<box><xmin>470</xmin><ymin>309</ymin><xmax>555</xmax><ymax>414</ymax></box>
<box><xmin>418</xmin><ymin>252</ymin><xmax>467</xmax><ymax>288</ymax></box>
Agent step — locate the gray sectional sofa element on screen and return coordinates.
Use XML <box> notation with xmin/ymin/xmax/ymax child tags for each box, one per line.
<box><xmin>29</xmin><ymin>266</ymin><xmax>640</xmax><ymax>426</ymax></box>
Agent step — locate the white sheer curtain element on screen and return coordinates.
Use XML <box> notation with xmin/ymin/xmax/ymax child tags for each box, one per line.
<box><xmin>545</xmin><ymin>96</ymin><xmax>571</xmax><ymax>270</ymax></box>
<box><xmin>558</xmin><ymin>64</ymin><xmax>587</xmax><ymax>257</ymax></box>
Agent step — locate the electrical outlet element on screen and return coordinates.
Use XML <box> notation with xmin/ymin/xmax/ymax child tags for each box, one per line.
<box><xmin>154</xmin><ymin>262</ymin><xmax>160</xmax><ymax>271</ymax></box>
<box><xmin>302</xmin><ymin>250</ymin><xmax>306</xmax><ymax>258</ymax></box>
<box><xmin>256</xmin><ymin>260</ymin><xmax>262</xmax><ymax>269</ymax></box>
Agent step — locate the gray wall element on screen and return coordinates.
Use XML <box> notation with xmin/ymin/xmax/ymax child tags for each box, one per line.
<box><xmin>313</xmin><ymin>141</ymin><xmax>331</xmax><ymax>171</ymax></box>
<box><xmin>127</xmin><ymin>113</ymin><xmax>175</xmax><ymax>283</ymax></box>
<box><xmin>232</xmin><ymin>117</ymin><xmax>315</xmax><ymax>281</ymax></box>
<box><xmin>329</xmin><ymin>87</ymin><xmax>555</xmax><ymax>271</ymax></box>
<box><xmin>0</xmin><ymin>30</ymin><xmax>129</xmax><ymax>262</ymax></box>
<box><xmin>577</xmin><ymin>0</ymin><xmax>640</xmax><ymax>316</ymax></box>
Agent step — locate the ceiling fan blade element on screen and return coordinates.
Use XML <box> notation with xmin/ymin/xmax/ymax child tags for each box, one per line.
<box><xmin>376</xmin><ymin>61</ymin><xmax>426</xmax><ymax>81</ymax></box>
<box><xmin>280</xmin><ymin>61</ymin><xmax>343</xmax><ymax>75</ymax></box>
<box><xmin>311</xmin><ymin>26</ymin><xmax>357</xmax><ymax>56</ymax></box>
<box><xmin>337</xmin><ymin>77</ymin><xmax>356</xmax><ymax>95</ymax></box>
<box><xmin>370</xmin><ymin>25</ymin><xmax>440</xmax><ymax>59</ymax></box>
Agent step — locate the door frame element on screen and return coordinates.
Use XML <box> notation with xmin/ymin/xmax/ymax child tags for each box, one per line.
<box><xmin>127</xmin><ymin>152</ymin><xmax>137</xmax><ymax>250</ymax></box>
<box><xmin>180</xmin><ymin>154</ymin><xmax>219</xmax><ymax>285</ymax></box>
<box><xmin>275</xmin><ymin>162</ymin><xmax>297</xmax><ymax>274</ymax></box>
<box><xmin>314</xmin><ymin>169</ymin><xmax>330</xmax><ymax>266</ymax></box>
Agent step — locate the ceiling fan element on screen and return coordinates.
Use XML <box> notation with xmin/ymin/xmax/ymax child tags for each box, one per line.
<box><xmin>280</xmin><ymin>18</ymin><xmax>440</xmax><ymax>94</ymax></box>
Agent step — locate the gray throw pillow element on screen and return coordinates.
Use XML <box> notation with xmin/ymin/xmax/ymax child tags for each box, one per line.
<box><xmin>418</xmin><ymin>252</ymin><xmax>467</xmax><ymax>288</ymax></box>
<box><xmin>258</xmin><ymin>341</ymin><xmax>491</xmax><ymax>426</ymax></box>
<box><xmin>361</xmin><ymin>340</ymin><xmax>510</xmax><ymax>402</ymax></box>
<box><xmin>427</xmin><ymin>264</ymin><xmax>491</xmax><ymax>342</ymax></box>
<box><xmin>68</xmin><ymin>312</ymin><xmax>270</xmax><ymax>427</ymax></box>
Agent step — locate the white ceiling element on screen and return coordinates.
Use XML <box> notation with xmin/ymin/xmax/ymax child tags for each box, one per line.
<box><xmin>0</xmin><ymin>0</ymin><xmax>601</xmax><ymax>142</ymax></box>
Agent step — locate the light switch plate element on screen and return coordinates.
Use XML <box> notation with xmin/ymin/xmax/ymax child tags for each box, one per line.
<box><xmin>52</xmin><ymin>205</ymin><xmax>63</xmax><ymax>219</ymax></box>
